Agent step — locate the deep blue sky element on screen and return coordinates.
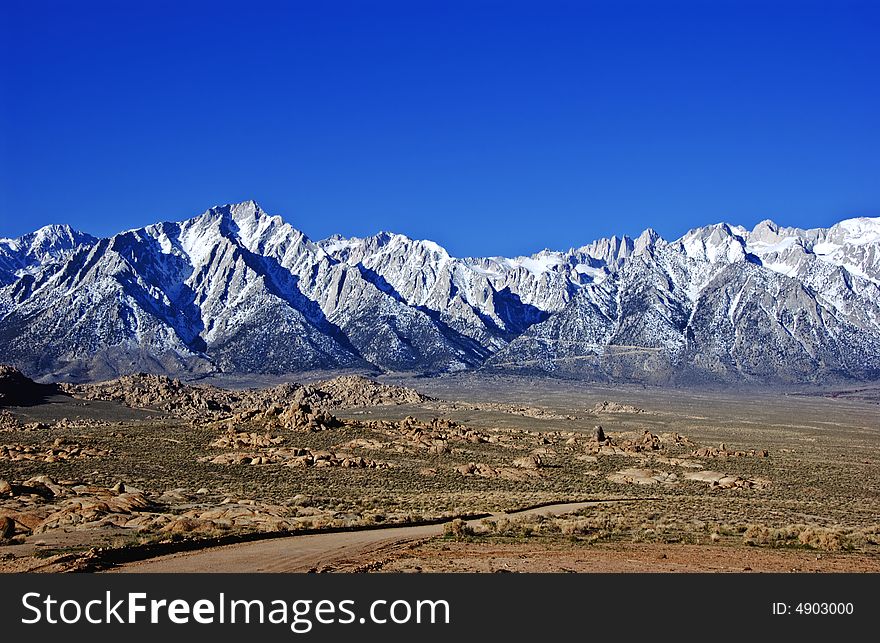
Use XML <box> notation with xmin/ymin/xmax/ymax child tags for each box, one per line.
<box><xmin>1</xmin><ymin>0</ymin><xmax>878</xmax><ymax>256</ymax></box>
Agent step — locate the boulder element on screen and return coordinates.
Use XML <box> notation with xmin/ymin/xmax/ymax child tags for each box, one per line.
<box><xmin>25</xmin><ymin>475</ymin><xmax>65</xmax><ymax>498</ymax></box>
<box><xmin>0</xmin><ymin>515</ymin><xmax>15</xmax><ymax>539</ymax></box>
<box><xmin>513</xmin><ymin>454</ymin><xmax>543</xmax><ymax>469</ymax></box>
<box><xmin>607</xmin><ymin>467</ymin><xmax>676</xmax><ymax>486</ymax></box>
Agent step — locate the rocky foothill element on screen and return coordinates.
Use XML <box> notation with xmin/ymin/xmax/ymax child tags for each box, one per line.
<box><xmin>0</xmin><ymin>473</ymin><xmax>383</xmax><ymax>546</ymax></box>
<box><xmin>607</xmin><ymin>468</ymin><xmax>679</xmax><ymax>486</ymax></box>
<box><xmin>0</xmin><ymin>438</ymin><xmax>109</xmax><ymax>463</ymax></box>
<box><xmin>223</xmin><ymin>403</ymin><xmax>344</xmax><ymax>432</ymax></box>
<box><xmin>340</xmin><ymin>416</ymin><xmax>495</xmax><ymax>456</ymax></box>
<box><xmin>692</xmin><ymin>444</ymin><xmax>770</xmax><ymax>458</ymax></box>
<box><xmin>584</xmin><ymin>427</ymin><xmax>695</xmax><ymax>456</ymax></box>
<box><xmin>60</xmin><ymin>371</ymin><xmax>432</xmax><ymax>420</ymax></box>
<box><xmin>683</xmin><ymin>470</ymin><xmax>771</xmax><ymax>489</ymax></box>
<box><xmin>455</xmin><ymin>460</ymin><xmax>543</xmax><ymax>482</ymax></box>
<box><xmin>208</xmin><ymin>430</ymin><xmax>285</xmax><ymax>449</ymax></box>
<box><xmin>432</xmin><ymin>400</ymin><xmax>577</xmax><ymax>421</ymax></box>
<box><xmin>203</xmin><ymin>446</ymin><xmax>390</xmax><ymax>470</ymax></box>
<box><xmin>589</xmin><ymin>400</ymin><xmax>648</xmax><ymax>414</ymax></box>
<box><xmin>598</xmin><ymin>430</ymin><xmax>771</xmax><ymax>490</ymax></box>
<box><xmin>0</xmin><ymin>362</ymin><xmax>784</xmax><ymax>563</ymax></box>
<box><xmin>0</xmin><ymin>410</ymin><xmax>48</xmax><ymax>432</ymax></box>
<box><xmin>311</xmin><ymin>375</ymin><xmax>433</xmax><ymax>407</ymax></box>
<box><xmin>205</xmin><ymin>425</ymin><xmax>388</xmax><ymax>469</ymax></box>
<box><xmin>1</xmin><ymin>412</ymin><xmax>116</xmax><ymax>434</ymax></box>
<box><xmin>393</xmin><ymin>416</ymin><xmax>491</xmax><ymax>449</ymax></box>
<box><xmin>606</xmin><ymin>467</ymin><xmax>769</xmax><ymax>489</ymax></box>
<box><xmin>0</xmin><ymin>476</ymin><xmax>155</xmax><ymax>540</ymax></box>
<box><xmin>59</xmin><ymin>373</ymin><xmax>293</xmax><ymax>419</ymax></box>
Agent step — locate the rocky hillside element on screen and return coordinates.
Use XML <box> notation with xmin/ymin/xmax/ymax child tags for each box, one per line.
<box><xmin>60</xmin><ymin>371</ymin><xmax>431</xmax><ymax>418</ymax></box>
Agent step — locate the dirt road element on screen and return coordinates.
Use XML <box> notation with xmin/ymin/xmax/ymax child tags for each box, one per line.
<box><xmin>109</xmin><ymin>501</ymin><xmax>599</xmax><ymax>573</ymax></box>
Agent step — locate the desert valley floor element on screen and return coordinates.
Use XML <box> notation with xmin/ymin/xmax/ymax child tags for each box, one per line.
<box><xmin>1</xmin><ymin>369</ymin><xmax>878</xmax><ymax>573</ymax></box>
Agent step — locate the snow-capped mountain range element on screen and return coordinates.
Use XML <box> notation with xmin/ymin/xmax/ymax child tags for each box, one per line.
<box><xmin>1</xmin><ymin>200</ymin><xmax>878</xmax><ymax>384</ymax></box>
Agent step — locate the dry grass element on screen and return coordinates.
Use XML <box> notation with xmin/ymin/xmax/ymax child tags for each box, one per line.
<box><xmin>2</xmin><ymin>375</ymin><xmax>879</xmax><ymax>564</ymax></box>
<box><xmin>440</xmin><ymin>498</ymin><xmax>880</xmax><ymax>553</ymax></box>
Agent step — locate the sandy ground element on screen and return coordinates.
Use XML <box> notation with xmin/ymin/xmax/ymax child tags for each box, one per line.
<box><xmin>106</xmin><ymin>499</ymin><xmax>880</xmax><ymax>573</ymax></box>
<box><xmin>109</xmin><ymin>502</ymin><xmax>598</xmax><ymax>573</ymax></box>
<box><xmin>2</xmin><ymin>373</ymin><xmax>878</xmax><ymax>574</ymax></box>
<box><xmin>365</xmin><ymin>541</ymin><xmax>880</xmax><ymax>573</ymax></box>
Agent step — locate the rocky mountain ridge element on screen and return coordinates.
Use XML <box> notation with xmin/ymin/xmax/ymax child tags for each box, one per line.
<box><xmin>1</xmin><ymin>201</ymin><xmax>878</xmax><ymax>384</ymax></box>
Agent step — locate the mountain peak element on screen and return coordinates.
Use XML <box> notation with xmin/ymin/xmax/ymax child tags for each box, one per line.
<box><xmin>828</xmin><ymin>216</ymin><xmax>880</xmax><ymax>245</ymax></box>
<box><xmin>678</xmin><ymin>222</ymin><xmax>747</xmax><ymax>263</ymax></box>
<box><xmin>202</xmin><ymin>200</ymin><xmax>268</xmax><ymax>224</ymax></box>
<box><xmin>229</xmin><ymin>199</ymin><xmax>266</xmax><ymax>220</ymax></box>
<box><xmin>749</xmin><ymin>219</ymin><xmax>785</xmax><ymax>245</ymax></box>
<box><xmin>9</xmin><ymin>223</ymin><xmax>96</xmax><ymax>258</ymax></box>
<box><xmin>635</xmin><ymin>227</ymin><xmax>661</xmax><ymax>250</ymax></box>
<box><xmin>1</xmin><ymin>204</ymin><xmax>879</xmax><ymax>384</ymax></box>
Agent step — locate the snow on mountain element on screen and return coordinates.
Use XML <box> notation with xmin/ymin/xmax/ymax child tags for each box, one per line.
<box><xmin>0</xmin><ymin>202</ymin><xmax>485</xmax><ymax>379</ymax></box>
<box><xmin>0</xmin><ymin>201</ymin><xmax>878</xmax><ymax>383</ymax></box>
<box><xmin>0</xmin><ymin>224</ymin><xmax>97</xmax><ymax>285</ymax></box>
<box><xmin>488</xmin><ymin>216</ymin><xmax>880</xmax><ymax>383</ymax></box>
<box><xmin>677</xmin><ymin>223</ymin><xmax>749</xmax><ymax>264</ymax></box>
<box><xmin>317</xmin><ymin>227</ymin><xmax>656</xmax><ymax>348</ymax></box>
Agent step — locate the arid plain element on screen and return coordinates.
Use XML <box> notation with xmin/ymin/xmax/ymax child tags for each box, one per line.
<box><xmin>1</xmin><ymin>367</ymin><xmax>878</xmax><ymax>572</ymax></box>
